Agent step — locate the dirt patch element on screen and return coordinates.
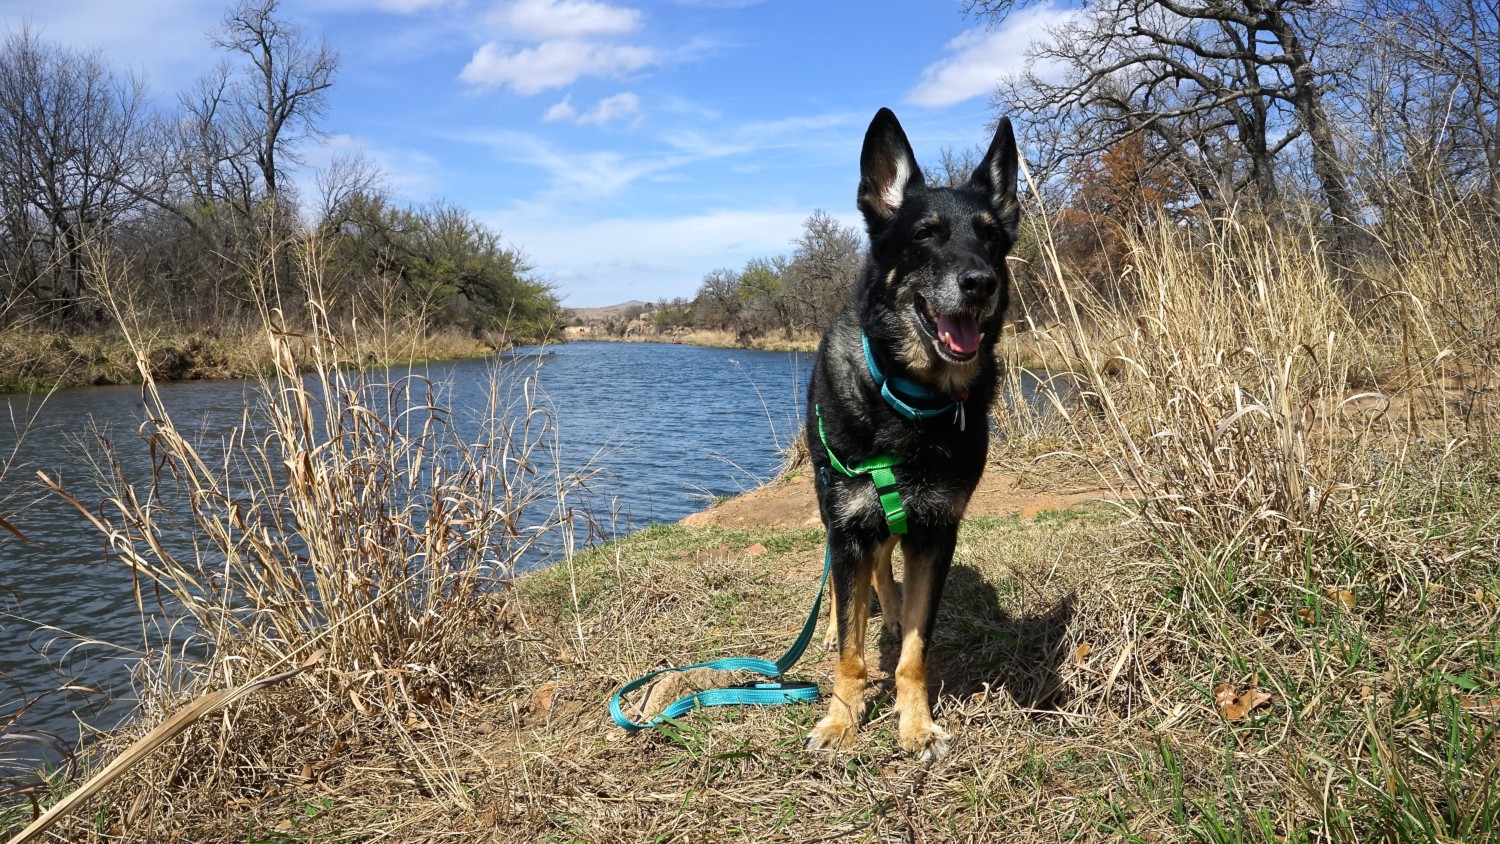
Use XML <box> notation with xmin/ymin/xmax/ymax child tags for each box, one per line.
<box><xmin>679</xmin><ymin>469</ymin><xmax>1101</xmax><ymax>529</ymax></box>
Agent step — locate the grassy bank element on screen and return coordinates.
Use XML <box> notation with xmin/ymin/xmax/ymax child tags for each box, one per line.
<box><xmin>574</xmin><ymin>328</ymin><xmax>822</xmax><ymax>354</ymax></box>
<box><xmin>5</xmin><ymin>199</ymin><xmax>1500</xmax><ymax>841</ymax></box>
<box><xmin>0</xmin><ymin>323</ymin><xmax>507</xmax><ymax>394</ymax></box>
<box><xmin>10</xmin><ymin>488</ymin><xmax>1497</xmax><ymax>841</ymax></box>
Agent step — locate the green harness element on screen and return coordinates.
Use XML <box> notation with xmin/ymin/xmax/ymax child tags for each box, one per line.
<box><xmin>816</xmin><ymin>405</ymin><xmax>909</xmax><ymax>534</ymax></box>
<box><xmin>813</xmin><ymin>333</ymin><xmax>970</xmax><ymax>536</ymax></box>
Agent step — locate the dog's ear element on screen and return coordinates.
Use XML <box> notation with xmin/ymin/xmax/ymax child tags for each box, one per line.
<box><xmin>969</xmin><ymin>116</ymin><xmax>1020</xmax><ymax>239</ymax></box>
<box><xmin>858</xmin><ymin>108</ymin><xmax>925</xmax><ymax>228</ymax></box>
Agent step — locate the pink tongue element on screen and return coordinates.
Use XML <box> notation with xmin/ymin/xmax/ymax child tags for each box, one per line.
<box><xmin>936</xmin><ymin>312</ymin><xmax>980</xmax><ymax>355</ymax></box>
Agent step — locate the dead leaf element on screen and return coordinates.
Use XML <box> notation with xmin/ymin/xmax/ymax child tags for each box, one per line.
<box><xmin>1252</xmin><ymin>610</ymin><xmax>1273</xmax><ymax>634</ymax></box>
<box><xmin>1325</xmin><ymin>588</ymin><xmax>1355</xmax><ymax>609</ymax></box>
<box><xmin>1460</xmin><ymin>695</ymin><xmax>1500</xmax><ymax>718</ymax></box>
<box><xmin>746</xmin><ymin>543</ymin><xmax>768</xmax><ymax>555</ymax></box>
<box><xmin>530</xmin><ymin>682</ymin><xmax>560</xmax><ymax>715</ymax></box>
<box><xmin>1215</xmin><ymin>683</ymin><xmax>1272</xmax><ymax>720</ymax></box>
<box><xmin>1297</xmin><ymin>608</ymin><xmax>1316</xmax><ymax>625</ymax></box>
<box><xmin>1071</xmin><ymin>643</ymin><xmax>1093</xmax><ymax>666</ymax></box>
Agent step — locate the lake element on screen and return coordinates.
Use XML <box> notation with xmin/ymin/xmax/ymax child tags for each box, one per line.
<box><xmin>0</xmin><ymin>341</ymin><xmax>812</xmax><ymax>774</ymax></box>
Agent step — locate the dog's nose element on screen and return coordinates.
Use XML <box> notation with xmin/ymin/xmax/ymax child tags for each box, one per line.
<box><xmin>959</xmin><ymin>268</ymin><xmax>997</xmax><ymax>299</ymax></box>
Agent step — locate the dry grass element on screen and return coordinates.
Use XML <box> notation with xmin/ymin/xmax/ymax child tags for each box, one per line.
<box><xmin>0</xmin><ymin>306</ymin><xmax>502</xmax><ymax>396</ymax></box>
<box><xmin>5</xmin><ymin>192</ymin><xmax>1500</xmax><ymax>842</ymax></box>
<box><xmin>1</xmin><ymin>243</ymin><xmax>586</xmax><ymax>841</ymax></box>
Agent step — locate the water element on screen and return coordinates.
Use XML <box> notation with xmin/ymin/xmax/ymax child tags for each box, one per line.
<box><xmin>0</xmin><ymin>341</ymin><xmax>811</xmax><ymax>773</ymax></box>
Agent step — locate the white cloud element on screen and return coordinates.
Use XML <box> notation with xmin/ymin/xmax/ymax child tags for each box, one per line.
<box><xmin>905</xmin><ymin>4</ymin><xmax>1074</xmax><ymax>109</ymax></box>
<box><xmin>491</xmin><ymin>0</ymin><xmax>642</xmax><ymax>39</ymax></box>
<box><xmin>543</xmin><ymin>95</ymin><xmax>580</xmax><ymax>122</ymax></box>
<box><xmin>580</xmin><ymin>92</ymin><xmax>641</xmax><ymax>125</ymax></box>
<box><xmin>545</xmin><ymin>92</ymin><xmax>642</xmax><ymax>126</ymax></box>
<box><xmin>460</xmin><ymin>38</ymin><xmax>655</xmax><ymax>94</ymax></box>
<box><xmin>458</xmin><ymin>128</ymin><xmax>659</xmax><ymax>195</ymax></box>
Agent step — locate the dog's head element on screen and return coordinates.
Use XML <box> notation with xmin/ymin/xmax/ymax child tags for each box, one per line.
<box><xmin>856</xmin><ymin>108</ymin><xmax>1019</xmax><ymax>390</ymax></box>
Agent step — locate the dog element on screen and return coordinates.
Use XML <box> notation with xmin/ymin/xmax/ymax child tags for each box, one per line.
<box><xmin>804</xmin><ymin>107</ymin><xmax>1018</xmax><ymax>761</ymax></box>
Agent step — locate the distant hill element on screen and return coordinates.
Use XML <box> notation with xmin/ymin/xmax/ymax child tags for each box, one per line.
<box><xmin>563</xmin><ymin>300</ymin><xmax>650</xmax><ymax>325</ymax></box>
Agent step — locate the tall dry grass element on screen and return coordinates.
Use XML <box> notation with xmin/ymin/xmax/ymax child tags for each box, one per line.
<box><xmin>980</xmin><ymin>188</ymin><xmax>1500</xmax><ymax>837</ymax></box>
<box><xmin>1012</xmin><ymin>192</ymin><xmax>1497</xmax><ymax>564</ymax></box>
<box><xmin>16</xmin><ymin>238</ymin><xmax>586</xmax><ymax>839</ymax></box>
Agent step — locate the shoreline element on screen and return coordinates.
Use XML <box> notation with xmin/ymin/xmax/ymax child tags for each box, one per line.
<box><xmin>569</xmin><ymin>328</ymin><xmax>820</xmax><ymax>354</ymax></box>
<box><xmin>0</xmin><ymin>326</ymin><xmax>517</xmax><ymax>396</ymax></box>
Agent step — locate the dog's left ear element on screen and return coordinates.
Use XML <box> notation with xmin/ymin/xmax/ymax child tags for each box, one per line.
<box><xmin>858</xmin><ymin>108</ymin><xmax>925</xmax><ymax>230</ymax></box>
<box><xmin>969</xmin><ymin>116</ymin><xmax>1020</xmax><ymax>239</ymax></box>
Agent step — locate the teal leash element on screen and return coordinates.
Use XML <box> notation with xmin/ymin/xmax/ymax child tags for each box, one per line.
<box><xmin>608</xmin><ymin>544</ymin><xmax>830</xmax><ymax>731</ymax></box>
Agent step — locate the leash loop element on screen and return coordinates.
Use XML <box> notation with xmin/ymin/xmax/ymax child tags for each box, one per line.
<box><xmin>608</xmin><ymin>545</ymin><xmax>830</xmax><ymax>732</ymax></box>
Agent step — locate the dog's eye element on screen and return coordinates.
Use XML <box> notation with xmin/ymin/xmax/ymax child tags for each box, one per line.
<box><xmin>975</xmin><ymin>224</ymin><xmax>999</xmax><ymax>244</ymax></box>
<box><xmin>912</xmin><ymin>225</ymin><xmax>937</xmax><ymax>243</ymax></box>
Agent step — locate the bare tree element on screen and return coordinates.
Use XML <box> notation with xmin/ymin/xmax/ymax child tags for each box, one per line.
<box><xmin>213</xmin><ymin>0</ymin><xmax>338</xmax><ymax>204</ymax></box>
<box><xmin>977</xmin><ymin>0</ymin><xmax>1357</xmax><ymax>230</ymax></box>
<box><xmin>784</xmin><ymin>210</ymin><xmax>863</xmax><ymax>331</ymax></box>
<box><xmin>1372</xmin><ymin>0</ymin><xmax>1500</xmax><ymax>203</ymax></box>
<box><xmin>693</xmin><ymin>267</ymin><xmax>745</xmax><ymax>333</ymax></box>
<box><xmin>314</xmin><ymin>152</ymin><xmax>386</xmax><ymax>234</ymax></box>
<box><xmin>928</xmin><ymin>145</ymin><xmax>986</xmax><ymax>188</ymax></box>
<box><xmin>0</xmin><ymin>27</ymin><xmax>152</xmax><ymax>324</ymax></box>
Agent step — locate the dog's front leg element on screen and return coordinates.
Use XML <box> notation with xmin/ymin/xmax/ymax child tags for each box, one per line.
<box><xmin>894</xmin><ymin>529</ymin><xmax>956</xmax><ymax>761</ymax></box>
<box><xmin>807</xmin><ymin>530</ymin><xmax>888</xmax><ymax>752</ymax></box>
<box><xmin>825</xmin><ymin>540</ymin><xmax>901</xmax><ymax>650</ymax></box>
<box><xmin>872</xmin><ymin>544</ymin><xmax>902</xmax><ymax>638</ymax></box>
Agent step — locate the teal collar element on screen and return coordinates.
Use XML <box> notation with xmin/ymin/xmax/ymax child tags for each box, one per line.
<box><xmin>861</xmin><ymin>333</ymin><xmax>968</xmax><ymax>429</ymax></box>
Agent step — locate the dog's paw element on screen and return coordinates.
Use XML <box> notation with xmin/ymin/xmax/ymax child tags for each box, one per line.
<box><xmin>806</xmin><ymin>716</ymin><xmax>858</xmax><ymax>753</ymax></box>
<box><xmin>823</xmin><ymin>627</ymin><xmax>838</xmax><ymax>652</ymax></box>
<box><xmin>899</xmin><ymin>721</ymin><xmax>952</xmax><ymax>762</ymax></box>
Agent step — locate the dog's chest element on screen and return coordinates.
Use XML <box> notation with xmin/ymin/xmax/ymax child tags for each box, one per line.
<box><xmin>826</xmin><ymin>433</ymin><xmax>983</xmax><ymax>529</ymax></box>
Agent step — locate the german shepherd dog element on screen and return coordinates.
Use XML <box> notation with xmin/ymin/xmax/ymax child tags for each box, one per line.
<box><xmin>805</xmin><ymin>108</ymin><xmax>1018</xmax><ymax>761</ymax></box>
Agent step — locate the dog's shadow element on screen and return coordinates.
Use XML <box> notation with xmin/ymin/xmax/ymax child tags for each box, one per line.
<box><xmin>875</xmin><ymin>563</ymin><xmax>1076</xmax><ymax>711</ymax></box>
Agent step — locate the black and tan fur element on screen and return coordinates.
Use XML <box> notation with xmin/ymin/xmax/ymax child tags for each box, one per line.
<box><xmin>805</xmin><ymin>108</ymin><xmax>1019</xmax><ymax>761</ymax></box>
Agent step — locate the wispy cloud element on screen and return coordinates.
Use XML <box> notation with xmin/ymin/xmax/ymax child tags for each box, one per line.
<box><xmin>905</xmin><ymin>4</ymin><xmax>1073</xmax><ymax>109</ymax></box>
<box><xmin>375</xmin><ymin>0</ymin><xmax>457</xmax><ymax>12</ymax></box>
<box><xmin>544</xmin><ymin>92</ymin><xmax>643</xmax><ymax>126</ymax></box>
<box><xmin>456</xmin><ymin>106</ymin><xmax>854</xmax><ymax>202</ymax></box>
<box><xmin>5</xmin><ymin>0</ymin><xmax>220</xmax><ymax>93</ymax></box>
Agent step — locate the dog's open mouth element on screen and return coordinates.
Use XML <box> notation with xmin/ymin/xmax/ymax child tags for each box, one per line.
<box><xmin>916</xmin><ymin>296</ymin><xmax>983</xmax><ymax>363</ymax></box>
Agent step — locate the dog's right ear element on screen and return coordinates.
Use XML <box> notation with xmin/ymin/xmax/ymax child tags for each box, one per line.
<box><xmin>858</xmin><ymin>108</ymin><xmax>924</xmax><ymax>229</ymax></box>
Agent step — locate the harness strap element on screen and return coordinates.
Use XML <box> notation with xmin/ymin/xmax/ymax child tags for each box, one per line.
<box><xmin>816</xmin><ymin>405</ymin><xmax>908</xmax><ymax>535</ymax></box>
<box><xmin>608</xmin><ymin>544</ymin><xmax>830</xmax><ymax>731</ymax></box>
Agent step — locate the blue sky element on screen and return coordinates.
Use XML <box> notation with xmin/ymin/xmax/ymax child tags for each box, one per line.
<box><xmin>0</xmin><ymin>0</ymin><xmax>1066</xmax><ymax>306</ymax></box>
